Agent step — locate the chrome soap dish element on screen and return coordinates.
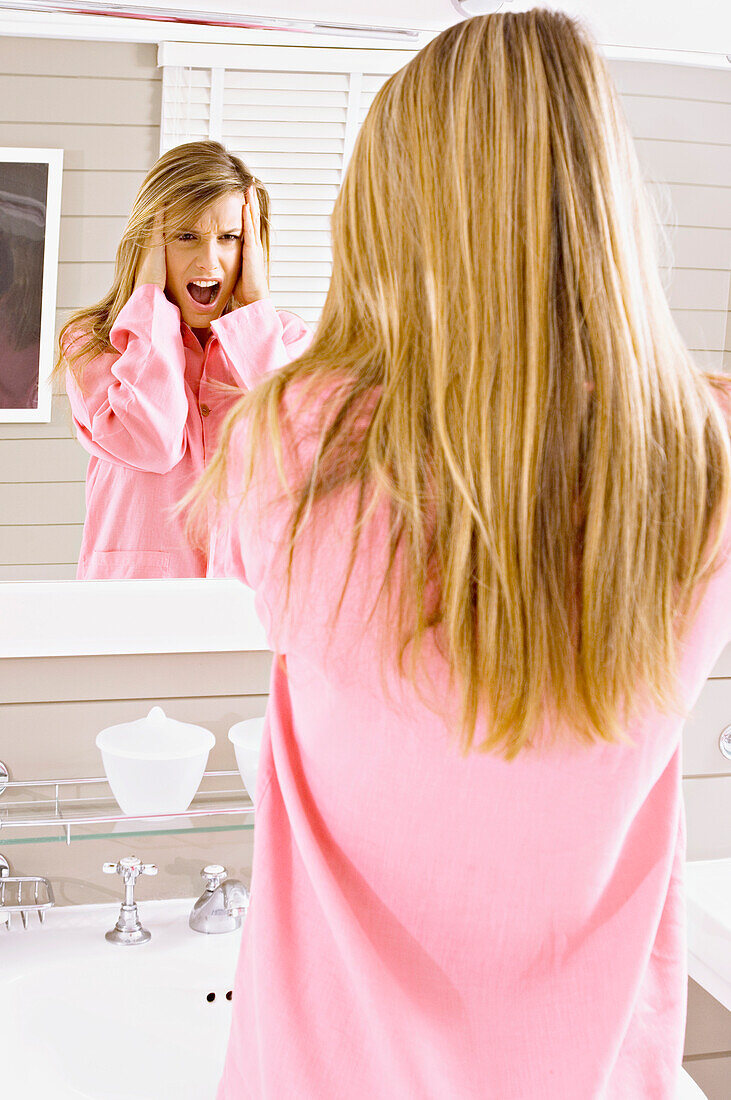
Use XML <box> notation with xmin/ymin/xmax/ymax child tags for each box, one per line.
<box><xmin>0</xmin><ymin>853</ymin><xmax>55</xmax><ymax>931</ymax></box>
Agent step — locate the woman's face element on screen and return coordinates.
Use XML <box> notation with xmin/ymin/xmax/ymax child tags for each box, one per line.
<box><xmin>164</xmin><ymin>191</ymin><xmax>245</xmax><ymax>332</ymax></box>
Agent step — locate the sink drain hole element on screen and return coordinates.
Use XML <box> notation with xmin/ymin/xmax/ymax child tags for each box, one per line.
<box><xmin>207</xmin><ymin>992</ymin><xmax>216</xmax><ymax>1002</ymax></box>
<box><xmin>226</xmin><ymin>990</ymin><xmax>233</xmax><ymax>1001</ymax></box>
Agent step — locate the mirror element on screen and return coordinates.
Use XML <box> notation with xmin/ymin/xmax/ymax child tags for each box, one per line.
<box><xmin>0</xmin><ymin>7</ymin><xmax>728</xmax><ymax>583</ymax></box>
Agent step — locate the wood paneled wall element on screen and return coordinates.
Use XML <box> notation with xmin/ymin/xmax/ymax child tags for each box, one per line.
<box><xmin>0</xmin><ymin>37</ymin><xmax>159</xmax><ymax>579</ymax></box>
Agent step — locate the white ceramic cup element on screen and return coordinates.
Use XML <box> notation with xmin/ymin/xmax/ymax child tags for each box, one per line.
<box><xmin>228</xmin><ymin>717</ymin><xmax>266</xmax><ymax>801</ymax></box>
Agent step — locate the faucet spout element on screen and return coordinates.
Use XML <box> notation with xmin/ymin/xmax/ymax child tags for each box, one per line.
<box><xmin>220</xmin><ymin>879</ymin><xmax>250</xmax><ymax>917</ymax></box>
<box><xmin>189</xmin><ymin>865</ymin><xmax>250</xmax><ymax>934</ymax></box>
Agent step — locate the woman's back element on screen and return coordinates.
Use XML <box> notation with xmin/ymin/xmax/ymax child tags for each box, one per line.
<box><xmin>205</xmin><ymin>9</ymin><xmax>731</xmax><ymax>1096</ymax></box>
<box><xmin>214</xmin><ymin>378</ymin><xmax>731</xmax><ymax>1099</ymax></box>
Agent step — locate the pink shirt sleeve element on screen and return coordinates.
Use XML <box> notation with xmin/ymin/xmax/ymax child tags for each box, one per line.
<box><xmin>207</xmin><ymin>416</ymin><xmax>264</xmax><ymax>588</ymax></box>
<box><xmin>205</xmin><ymin>301</ymin><xmax>312</xmax><ymax>591</ymax></box>
<box><xmin>208</xmin><ymin>298</ymin><xmax>313</xmax><ymax>389</ymax></box>
<box><xmin>64</xmin><ymin>283</ymin><xmax>190</xmax><ymax>474</ymax></box>
<box><xmin>207</xmin><ymin>414</ymin><xmax>281</xmax><ymax>647</ymax></box>
<box><xmin>208</xmin><ymin>497</ymin><xmax>249</xmax><ymax>584</ymax></box>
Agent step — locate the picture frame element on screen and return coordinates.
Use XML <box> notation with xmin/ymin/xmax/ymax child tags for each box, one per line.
<box><xmin>0</xmin><ymin>147</ymin><xmax>63</xmax><ymax>422</ymax></box>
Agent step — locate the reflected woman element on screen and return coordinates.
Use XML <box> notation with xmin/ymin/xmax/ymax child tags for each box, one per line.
<box><xmin>193</xmin><ymin>12</ymin><xmax>730</xmax><ymax>1100</ymax></box>
<box><xmin>54</xmin><ymin>140</ymin><xmax>311</xmax><ymax>579</ymax></box>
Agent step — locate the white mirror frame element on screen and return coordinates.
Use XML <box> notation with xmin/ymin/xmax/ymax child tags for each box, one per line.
<box><xmin>0</xmin><ymin>579</ymin><xmax>269</xmax><ymax>657</ymax></box>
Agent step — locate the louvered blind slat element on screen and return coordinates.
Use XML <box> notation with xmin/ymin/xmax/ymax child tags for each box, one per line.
<box><xmin>226</xmin><ymin>70</ymin><xmax>350</xmax><ymax>93</ymax></box>
<box><xmin>271</xmin><ymin>265</ymin><xmax>332</xmax><ymax>278</ymax></box>
<box><xmin>267</xmin><ymin>183</ymin><xmax>340</xmax><ymax>198</ymax></box>
<box><xmin>361</xmin><ymin>74</ymin><xmax>390</xmax><ymax>93</ymax></box>
<box><xmin>271</xmin><ymin>276</ymin><xmax>331</xmax><ymax>288</ymax></box>
<box><xmin>248</xmin><ymin>152</ymin><xmax>342</xmax><ymax>169</ymax></box>
<box><xmin>259</xmin><ymin>169</ymin><xmax>341</xmax><ymax>184</ymax></box>
<box><xmin>223</xmin><ymin>101</ymin><xmax>348</xmax><ymax>122</ymax></box>
<box><xmin>269</xmin><ymin>199</ymin><xmax>335</xmax><ymax>215</ymax></box>
<box><xmin>223</xmin><ymin>118</ymin><xmax>346</xmax><ymax>137</ymax></box>
<box><xmin>225</xmin><ymin>89</ymin><xmax>349</xmax><ymax>110</ymax></box>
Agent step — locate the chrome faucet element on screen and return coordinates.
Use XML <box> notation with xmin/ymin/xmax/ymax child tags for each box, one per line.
<box><xmin>189</xmin><ymin>865</ymin><xmax>249</xmax><ymax>934</ymax></box>
<box><xmin>102</xmin><ymin>856</ymin><xmax>158</xmax><ymax>945</ymax></box>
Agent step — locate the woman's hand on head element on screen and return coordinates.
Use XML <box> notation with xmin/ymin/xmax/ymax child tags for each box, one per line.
<box><xmin>233</xmin><ymin>185</ymin><xmax>269</xmax><ymax>307</ymax></box>
<box><xmin>134</xmin><ymin>210</ymin><xmax>167</xmax><ymax>292</ymax></box>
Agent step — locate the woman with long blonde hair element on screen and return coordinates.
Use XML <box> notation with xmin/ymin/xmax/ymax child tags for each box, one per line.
<box><xmin>55</xmin><ymin>140</ymin><xmax>311</xmax><ymax>578</ymax></box>
<box><xmin>198</xmin><ymin>12</ymin><xmax>730</xmax><ymax>1098</ymax></box>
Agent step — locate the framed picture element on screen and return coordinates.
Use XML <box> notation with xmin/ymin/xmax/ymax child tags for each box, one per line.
<box><xmin>0</xmin><ymin>148</ymin><xmax>63</xmax><ymax>422</ymax></box>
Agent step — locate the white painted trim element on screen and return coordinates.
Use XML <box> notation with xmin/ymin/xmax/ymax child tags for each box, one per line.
<box><xmin>342</xmin><ymin>70</ymin><xmax>363</xmax><ymax>172</ymax></box>
<box><xmin>160</xmin><ymin>63</ymin><xmax>180</xmax><ymax>155</ymax></box>
<box><xmin>208</xmin><ymin>66</ymin><xmax>224</xmax><ymax>142</ymax></box>
<box><xmin>0</xmin><ymin>9</ymin><xmax>729</xmax><ymax>69</ymax></box>
<box><xmin>0</xmin><ymin>146</ymin><xmax>62</xmax><ymax>425</ymax></box>
<box><xmin>38</xmin><ymin>147</ymin><xmax>62</xmax><ymax>423</ymax></box>
<box><xmin>159</xmin><ymin>38</ymin><xmax>731</xmax><ymax>73</ymax></box>
<box><xmin>601</xmin><ymin>44</ymin><xmax>731</xmax><ymax>71</ymax></box>
<box><xmin>158</xmin><ymin>41</ymin><xmax>418</xmax><ymax>72</ymax></box>
<box><xmin>0</xmin><ymin>579</ymin><xmax>270</xmax><ymax>657</ymax></box>
<box><xmin>0</xmin><ymin>9</ymin><xmax>430</xmax><ymax>48</ymax></box>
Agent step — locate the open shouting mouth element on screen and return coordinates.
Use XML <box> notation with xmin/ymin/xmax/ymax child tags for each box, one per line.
<box><xmin>186</xmin><ymin>279</ymin><xmax>221</xmax><ymax>309</ymax></box>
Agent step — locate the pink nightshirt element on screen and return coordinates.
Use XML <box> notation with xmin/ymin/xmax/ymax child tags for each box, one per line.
<box><xmin>210</xmin><ymin>376</ymin><xmax>731</xmax><ymax>1099</ymax></box>
<box><xmin>64</xmin><ymin>283</ymin><xmax>312</xmax><ymax>578</ymax></box>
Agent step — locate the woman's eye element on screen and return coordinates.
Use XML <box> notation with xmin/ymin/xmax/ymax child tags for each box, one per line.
<box><xmin>222</xmin><ymin>234</ymin><xmax>239</xmax><ymax>241</ymax></box>
<box><xmin>178</xmin><ymin>233</ymin><xmax>195</xmax><ymax>241</ymax></box>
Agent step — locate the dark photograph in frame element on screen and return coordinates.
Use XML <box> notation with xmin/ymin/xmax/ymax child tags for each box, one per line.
<box><xmin>0</xmin><ymin>148</ymin><xmax>62</xmax><ymax>422</ymax></box>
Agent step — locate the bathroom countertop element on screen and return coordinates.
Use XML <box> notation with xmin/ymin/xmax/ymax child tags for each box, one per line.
<box><xmin>685</xmin><ymin>857</ymin><xmax>731</xmax><ymax>1012</ymax></box>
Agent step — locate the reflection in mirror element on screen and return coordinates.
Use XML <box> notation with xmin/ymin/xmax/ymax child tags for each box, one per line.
<box><xmin>0</xmin><ymin>30</ymin><xmax>728</xmax><ymax>582</ymax></box>
<box><xmin>54</xmin><ymin>141</ymin><xmax>312</xmax><ymax>580</ymax></box>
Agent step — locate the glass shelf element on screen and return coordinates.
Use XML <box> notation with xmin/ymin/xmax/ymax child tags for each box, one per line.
<box><xmin>0</xmin><ymin>770</ymin><xmax>254</xmax><ymax>846</ymax></box>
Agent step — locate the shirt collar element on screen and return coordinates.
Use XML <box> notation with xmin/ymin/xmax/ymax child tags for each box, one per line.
<box><xmin>180</xmin><ymin>320</ymin><xmax>210</xmax><ymax>354</ymax></box>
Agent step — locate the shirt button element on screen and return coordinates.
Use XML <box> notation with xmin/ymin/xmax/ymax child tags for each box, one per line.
<box><xmin>200</xmin><ymin>404</ymin><xmax>210</xmax><ymax>417</ymax></box>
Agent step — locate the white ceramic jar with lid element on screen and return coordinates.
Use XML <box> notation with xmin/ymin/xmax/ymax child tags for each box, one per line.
<box><xmin>96</xmin><ymin>706</ymin><xmax>216</xmax><ymax>816</ymax></box>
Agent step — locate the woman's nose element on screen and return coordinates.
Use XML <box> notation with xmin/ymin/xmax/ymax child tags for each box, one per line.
<box><xmin>194</xmin><ymin>238</ymin><xmax>221</xmax><ymax>272</ymax></box>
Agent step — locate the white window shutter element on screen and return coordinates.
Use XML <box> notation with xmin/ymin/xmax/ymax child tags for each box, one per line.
<box><xmin>342</xmin><ymin>71</ymin><xmax>363</xmax><ymax>169</ymax></box>
<box><xmin>208</xmin><ymin>68</ymin><xmax>225</xmax><ymax>142</ymax></box>
<box><xmin>222</xmin><ymin>67</ymin><xmax>348</xmax><ymax>326</ymax></box>
<box><xmin>159</xmin><ymin>47</ymin><xmax>411</xmax><ymax>327</ymax></box>
<box><xmin>360</xmin><ymin>72</ymin><xmax>391</xmax><ymax>127</ymax></box>
<box><xmin>160</xmin><ymin>66</ymin><xmax>211</xmax><ymax>153</ymax></box>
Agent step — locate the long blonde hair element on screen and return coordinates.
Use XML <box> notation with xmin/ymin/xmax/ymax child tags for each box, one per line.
<box><xmin>54</xmin><ymin>140</ymin><xmax>270</xmax><ymax>384</ymax></box>
<box><xmin>192</xmin><ymin>11</ymin><xmax>731</xmax><ymax>761</ymax></box>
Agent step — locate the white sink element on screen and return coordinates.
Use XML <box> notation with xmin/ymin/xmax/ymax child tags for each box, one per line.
<box><xmin>0</xmin><ymin>885</ymin><xmax>716</xmax><ymax>1098</ymax></box>
<box><xmin>0</xmin><ymin>897</ymin><xmax>243</xmax><ymax>1099</ymax></box>
<box><xmin>686</xmin><ymin>857</ymin><xmax>731</xmax><ymax>1012</ymax></box>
